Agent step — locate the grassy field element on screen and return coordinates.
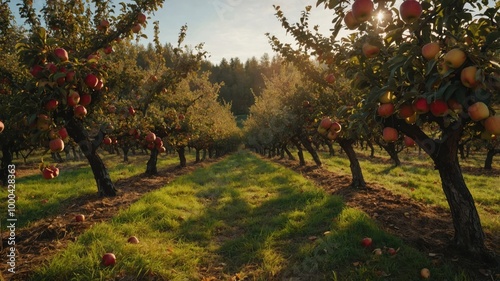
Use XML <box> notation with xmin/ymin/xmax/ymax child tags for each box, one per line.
<box><xmin>0</xmin><ymin>150</ymin><xmax>186</xmax><ymax>229</ymax></box>
<box><xmin>28</xmin><ymin>151</ymin><xmax>471</xmax><ymax>281</ymax></box>
<box><xmin>307</xmin><ymin>146</ymin><xmax>500</xmax><ymax>236</ymax></box>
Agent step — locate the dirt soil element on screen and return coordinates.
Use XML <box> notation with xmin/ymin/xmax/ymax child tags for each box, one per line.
<box><xmin>1</xmin><ymin>154</ymin><xmax>499</xmax><ymax>281</ymax></box>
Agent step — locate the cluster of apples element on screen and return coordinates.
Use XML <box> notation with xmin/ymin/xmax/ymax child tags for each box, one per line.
<box><xmin>101</xmin><ymin>235</ymin><xmax>140</xmax><ymax>267</ymax></box>
<box><xmin>144</xmin><ymin>132</ymin><xmax>166</xmax><ymax>153</ymax></box>
<box><xmin>317</xmin><ymin>117</ymin><xmax>342</xmax><ymax>140</ymax></box>
<box><xmin>344</xmin><ymin>0</ymin><xmax>423</xmax><ymax>58</ymax></box>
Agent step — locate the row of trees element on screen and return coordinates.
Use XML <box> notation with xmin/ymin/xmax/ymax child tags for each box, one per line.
<box><xmin>0</xmin><ymin>1</ymin><xmax>240</xmax><ymax>196</ymax></box>
<box><xmin>244</xmin><ymin>0</ymin><xmax>499</xmax><ymax>266</ymax></box>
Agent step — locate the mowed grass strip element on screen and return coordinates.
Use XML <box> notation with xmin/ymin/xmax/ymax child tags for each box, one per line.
<box><xmin>31</xmin><ymin>151</ymin><xmax>469</xmax><ymax>281</ymax></box>
<box><xmin>1</xmin><ymin>152</ymin><xmax>183</xmax><ymax>228</ymax></box>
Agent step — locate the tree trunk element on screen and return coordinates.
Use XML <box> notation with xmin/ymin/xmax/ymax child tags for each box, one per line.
<box><xmin>177</xmin><ymin>146</ymin><xmax>187</xmax><ymax>167</ymax></box>
<box><xmin>0</xmin><ymin>145</ymin><xmax>13</xmax><ymax>186</ymax></box>
<box><xmin>327</xmin><ymin>142</ymin><xmax>335</xmax><ymax>156</ymax></box>
<box><xmin>145</xmin><ymin>148</ymin><xmax>158</xmax><ymax>176</ymax></box>
<box><xmin>483</xmin><ymin>148</ymin><xmax>498</xmax><ymax>170</ymax></box>
<box><xmin>300</xmin><ymin>136</ymin><xmax>322</xmax><ymax>166</ymax></box>
<box><xmin>123</xmin><ymin>146</ymin><xmax>130</xmax><ymax>162</ymax></box>
<box><xmin>283</xmin><ymin>145</ymin><xmax>295</xmax><ymax>160</ymax></box>
<box><xmin>195</xmin><ymin>148</ymin><xmax>201</xmax><ymax>163</ymax></box>
<box><xmin>291</xmin><ymin>139</ymin><xmax>305</xmax><ymax>166</ymax></box>
<box><xmin>367</xmin><ymin>140</ymin><xmax>375</xmax><ymax>157</ymax></box>
<box><xmin>66</xmin><ymin>118</ymin><xmax>116</xmax><ymax>197</ymax></box>
<box><xmin>202</xmin><ymin>149</ymin><xmax>207</xmax><ymax>161</ymax></box>
<box><xmin>338</xmin><ymin>138</ymin><xmax>366</xmax><ymax>188</ymax></box>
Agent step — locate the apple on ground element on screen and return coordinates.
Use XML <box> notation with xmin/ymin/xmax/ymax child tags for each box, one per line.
<box><xmin>387</xmin><ymin>247</ymin><xmax>398</xmax><ymax>255</ymax></box>
<box><xmin>383</xmin><ymin>127</ymin><xmax>399</xmax><ymax>142</ymax></box>
<box><xmin>49</xmin><ymin>138</ymin><xmax>65</xmax><ymax>153</ymax></box>
<box><xmin>127</xmin><ymin>236</ymin><xmax>140</xmax><ymax>244</ymax></box>
<box><xmin>421</xmin><ymin>42</ymin><xmax>440</xmax><ymax>60</ymax></box>
<box><xmin>102</xmin><ymin>253</ymin><xmax>116</xmax><ymax>266</ymax></box>
<box><xmin>467</xmin><ymin>102</ymin><xmax>489</xmax><ymax>121</ymax></box>
<box><xmin>443</xmin><ymin>48</ymin><xmax>467</xmax><ymax>68</ymax></box>
<box><xmin>399</xmin><ymin>0</ymin><xmax>422</xmax><ymax>23</ymax></box>
<box><xmin>361</xmin><ymin>237</ymin><xmax>372</xmax><ymax>248</ymax></box>
<box><xmin>372</xmin><ymin>248</ymin><xmax>382</xmax><ymax>255</ymax></box>
<box><xmin>352</xmin><ymin>0</ymin><xmax>374</xmax><ymax>22</ymax></box>
<box><xmin>75</xmin><ymin>214</ymin><xmax>85</xmax><ymax>222</ymax></box>
<box><xmin>42</xmin><ymin>167</ymin><xmax>56</xmax><ymax>179</ymax></box>
<box><xmin>377</xmin><ymin>103</ymin><xmax>395</xmax><ymax>117</ymax></box>
<box><xmin>420</xmin><ymin>268</ymin><xmax>430</xmax><ymax>279</ymax></box>
<box><xmin>50</xmin><ymin>166</ymin><xmax>59</xmax><ymax>177</ymax></box>
<box><xmin>484</xmin><ymin>115</ymin><xmax>500</xmax><ymax>135</ymax></box>
<box><xmin>362</xmin><ymin>42</ymin><xmax>380</xmax><ymax>58</ymax></box>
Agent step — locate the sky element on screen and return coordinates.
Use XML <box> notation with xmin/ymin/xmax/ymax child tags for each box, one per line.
<box><xmin>145</xmin><ymin>0</ymin><xmax>337</xmax><ymax>64</ymax></box>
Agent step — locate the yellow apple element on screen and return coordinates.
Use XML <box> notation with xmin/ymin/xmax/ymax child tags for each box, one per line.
<box><xmin>467</xmin><ymin>102</ymin><xmax>489</xmax><ymax>121</ymax></box>
<box><xmin>421</xmin><ymin>42</ymin><xmax>440</xmax><ymax>60</ymax></box>
<box><xmin>460</xmin><ymin>66</ymin><xmax>481</xmax><ymax>88</ymax></box>
<box><xmin>443</xmin><ymin>48</ymin><xmax>467</xmax><ymax>68</ymax></box>
<box><xmin>484</xmin><ymin>115</ymin><xmax>500</xmax><ymax>135</ymax></box>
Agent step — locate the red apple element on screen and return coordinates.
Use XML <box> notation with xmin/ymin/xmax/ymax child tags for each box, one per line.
<box><xmin>145</xmin><ymin>132</ymin><xmax>156</xmax><ymax>143</ymax></box>
<box><xmin>80</xmin><ymin>94</ymin><xmax>92</xmax><ymax>106</ymax></box>
<box><xmin>99</xmin><ymin>19</ymin><xmax>110</xmax><ymax>29</ymax></box>
<box><xmin>361</xmin><ymin>237</ymin><xmax>372</xmax><ymax>248</ymax></box>
<box><xmin>30</xmin><ymin>65</ymin><xmax>44</xmax><ymax>77</ymax></box>
<box><xmin>460</xmin><ymin>66</ymin><xmax>480</xmax><ymax>88</ymax></box>
<box><xmin>398</xmin><ymin>104</ymin><xmax>415</xmax><ymax>118</ymax></box>
<box><xmin>75</xmin><ymin>214</ymin><xmax>85</xmax><ymax>222</ymax></box>
<box><xmin>413</xmin><ymin>97</ymin><xmax>429</xmax><ymax>113</ymax></box>
<box><xmin>127</xmin><ymin>236</ymin><xmax>140</xmax><ymax>244</ymax></box>
<box><xmin>362</xmin><ymin>42</ymin><xmax>380</xmax><ymax>58</ymax></box>
<box><xmin>67</xmin><ymin>90</ymin><xmax>80</xmax><ymax>107</ymax></box>
<box><xmin>54</xmin><ymin>48</ymin><xmax>69</xmax><ymax>62</ymax></box>
<box><xmin>131</xmin><ymin>23</ymin><xmax>141</xmax><ymax>33</ymax></box>
<box><xmin>330</xmin><ymin>122</ymin><xmax>342</xmax><ymax>133</ymax></box>
<box><xmin>128</xmin><ymin>106</ymin><xmax>136</xmax><ymax>116</ymax></box>
<box><xmin>46</xmin><ymin>63</ymin><xmax>58</xmax><ymax>74</ymax></box>
<box><xmin>150</xmin><ymin>75</ymin><xmax>158</xmax><ymax>82</ymax></box>
<box><xmin>65</xmin><ymin>70</ymin><xmax>75</xmax><ymax>82</ymax></box>
<box><xmin>467</xmin><ymin>102</ymin><xmax>489</xmax><ymax>121</ymax></box>
<box><xmin>443</xmin><ymin>48</ymin><xmax>467</xmax><ymax>68</ymax></box>
<box><xmin>158</xmin><ymin>146</ymin><xmax>166</xmax><ymax>153</ymax></box>
<box><xmin>45</xmin><ymin>99</ymin><xmax>59</xmax><ymax>111</ymax></box>
<box><xmin>102</xmin><ymin>253</ymin><xmax>116</xmax><ymax>267</ymax></box>
<box><xmin>42</xmin><ymin>167</ymin><xmax>56</xmax><ymax>179</ymax></box>
<box><xmin>49</xmin><ymin>138</ymin><xmax>65</xmax><ymax>152</ymax></box>
<box><xmin>137</xmin><ymin>13</ymin><xmax>147</xmax><ymax>24</ymax></box>
<box><xmin>387</xmin><ymin>247</ymin><xmax>398</xmax><ymax>255</ymax></box>
<box><xmin>325</xmin><ymin>73</ymin><xmax>336</xmax><ymax>84</ymax></box>
<box><xmin>84</xmin><ymin>73</ymin><xmax>99</xmax><ymax>88</ymax></box>
<box><xmin>343</xmin><ymin>11</ymin><xmax>359</xmax><ymax>30</ymax></box>
<box><xmin>484</xmin><ymin>115</ymin><xmax>500</xmax><ymax>135</ymax></box>
<box><xmin>383</xmin><ymin>127</ymin><xmax>399</xmax><ymax>142</ymax></box>
<box><xmin>377</xmin><ymin>103</ymin><xmax>395</xmax><ymax>117</ymax></box>
<box><xmin>0</xmin><ymin>121</ymin><xmax>4</xmax><ymax>133</ymax></box>
<box><xmin>352</xmin><ymin>0</ymin><xmax>374</xmax><ymax>22</ymax></box>
<box><xmin>399</xmin><ymin>0</ymin><xmax>422</xmax><ymax>23</ymax></box>
<box><xmin>103</xmin><ymin>45</ymin><xmax>114</xmax><ymax>55</ymax></box>
<box><xmin>58</xmin><ymin>127</ymin><xmax>69</xmax><ymax>140</ymax></box>
<box><xmin>319</xmin><ymin>117</ymin><xmax>333</xmax><ymax>129</ymax></box>
<box><xmin>421</xmin><ymin>42</ymin><xmax>440</xmax><ymax>60</ymax></box>
<box><xmin>429</xmin><ymin>99</ymin><xmax>448</xmax><ymax>117</ymax></box>
<box><xmin>50</xmin><ymin>166</ymin><xmax>59</xmax><ymax>177</ymax></box>
<box><xmin>404</xmin><ymin>136</ymin><xmax>416</xmax><ymax>147</ymax></box>
<box><xmin>103</xmin><ymin>137</ymin><xmax>112</xmax><ymax>145</ymax></box>
<box><xmin>154</xmin><ymin>137</ymin><xmax>163</xmax><ymax>146</ymax></box>
<box><xmin>74</xmin><ymin>105</ymin><xmax>87</xmax><ymax>119</ymax></box>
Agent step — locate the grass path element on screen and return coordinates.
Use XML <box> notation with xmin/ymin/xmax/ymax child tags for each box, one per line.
<box><xmin>24</xmin><ymin>151</ymin><xmax>473</xmax><ymax>281</ymax></box>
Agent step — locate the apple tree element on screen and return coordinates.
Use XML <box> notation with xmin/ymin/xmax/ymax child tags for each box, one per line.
<box><xmin>12</xmin><ymin>0</ymin><xmax>167</xmax><ymax>196</ymax></box>
<box><xmin>273</xmin><ymin>0</ymin><xmax>499</xmax><ymax>262</ymax></box>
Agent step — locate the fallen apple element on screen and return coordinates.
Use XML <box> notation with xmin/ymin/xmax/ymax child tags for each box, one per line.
<box><xmin>361</xmin><ymin>237</ymin><xmax>372</xmax><ymax>248</ymax></box>
<box><xmin>75</xmin><ymin>214</ymin><xmax>85</xmax><ymax>222</ymax></box>
<box><xmin>102</xmin><ymin>253</ymin><xmax>116</xmax><ymax>266</ymax></box>
<box><xmin>127</xmin><ymin>236</ymin><xmax>140</xmax><ymax>244</ymax></box>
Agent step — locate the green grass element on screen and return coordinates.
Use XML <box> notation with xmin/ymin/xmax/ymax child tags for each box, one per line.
<box><xmin>305</xmin><ymin>146</ymin><xmax>500</xmax><ymax>238</ymax></box>
<box><xmin>30</xmin><ymin>151</ymin><xmax>470</xmax><ymax>281</ymax></box>
<box><xmin>0</xmin><ymin>150</ymin><xmax>186</xmax><ymax>228</ymax></box>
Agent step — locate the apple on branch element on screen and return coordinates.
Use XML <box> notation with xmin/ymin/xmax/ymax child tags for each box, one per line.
<box><xmin>383</xmin><ymin>127</ymin><xmax>399</xmax><ymax>142</ymax></box>
<box><xmin>343</xmin><ymin>11</ymin><xmax>360</xmax><ymax>30</ymax></box>
<box><xmin>421</xmin><ymin>42</ymin><xmax>440</xmax><ymax>60</ymax></box>
<box><xmin>352</xmin><ymin>0</ymin><xmax>374</xmax><ymax>22</ymax></box>
<box><xmin>362</xmin><ymin>42</ymin><xmax>380</xmax><ymax>58</ymax></box>
<box><xmin>399</xmin><ymin>0</ymin><xmax>422</xmax><ymax>23</ymax></box>
<box><xmin>467</xmin><ymin>102</ymin><xmax>489</xmax><ymax>121</ymax></box>
<box><xmin>443</xmin><ymin>48</ymin><xmax>467</xmax><ymax>69</ymax></box>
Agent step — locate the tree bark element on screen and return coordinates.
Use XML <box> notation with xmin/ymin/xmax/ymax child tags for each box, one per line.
<box><xmin>195</xmin><ymin>148</ymin><xmax>201</xmax><ymax>163</ymax></box>
<box><xmin>291</xmin><ymin>139</ymin><xmax>305</xmax><ymax>166</ymax></box>
<box><xmin>65</xmin><ymin>118</ymin><xmax>116</xmax><ymax>197</ymax></box>
<box><xmin>338</xmin><ymin>138</ymin><xmax>366</xmax><ymax>188</ymax></box>
<box><xmin>177</xmin><ymin>146</ymin><xmax>187</xmax><ymax>167</ymax></box>
<box><xmin>300</xmin><ymin>136</ymin><xmax>322</xmax><ymax>166</ymax></box>
<box><xmin>483</xmin><ymin>148</ymin><xmax>498</xmax><ymax>170</ymax></box>
<box><xmin>122</xmin><ymin>146</ymin><xmax>130</xmax><ymax>162</ymax></box>
<box><xmin>283</xmin><ymin>145</ymin><xmax>295</xmax><ymax>160</ymax></box>
<box><xmin>327</xmin><ymin>142</ymin><xmax>335</xmax><ymax>156</ymax></box>
<box><xmin>145</xmin><ymin>148</ymin><xmax>159</xmax><ymax>176</ymax></box>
